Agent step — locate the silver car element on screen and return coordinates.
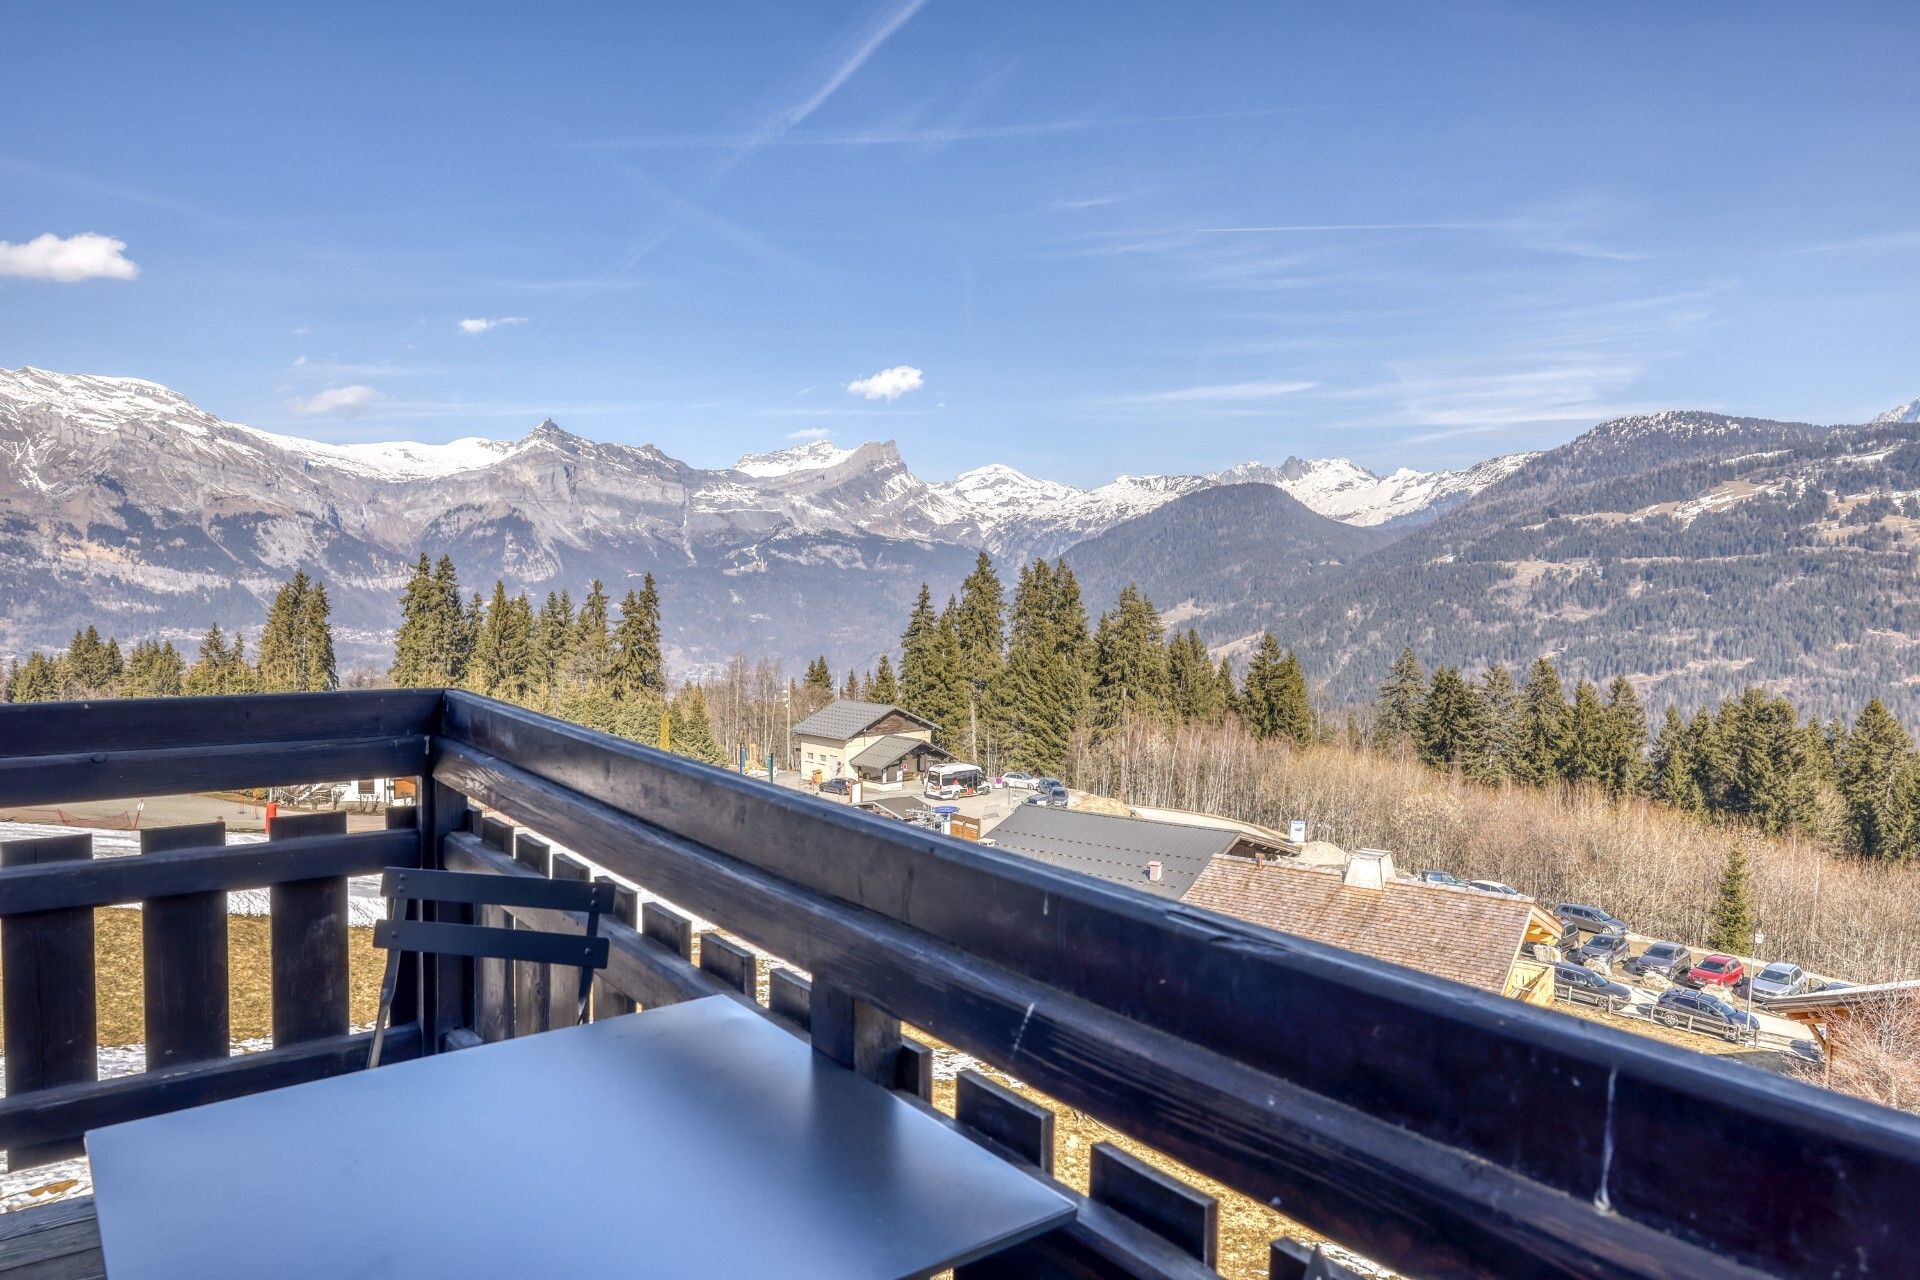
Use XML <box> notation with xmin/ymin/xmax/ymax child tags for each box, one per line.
<box><xmin>1745</xmin><ymin>962</ymin><xmax>1809</xmax><ymax>1003</ymax></box>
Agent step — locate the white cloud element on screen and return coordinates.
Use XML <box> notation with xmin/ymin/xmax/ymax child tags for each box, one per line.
<box><xmin>786</xmin><ymin>426</ymin><xmax>833</xmax><ymax>441</ymax></box>
<box><xmin>1114</xmin><ymin>380</ymin><xmax>1317</xmax><ymax>405</ymax></box>
<box><xmin>0</xmin><ymin>232</ymin><xmax>138</xmax><ymax>282</ymax></box>
<box><xmin>291</xmin><ymin>355</ymin><xmax>308</xmax><ymax>368</ymax></box>
<box><xmin>458</xmin><ymin>316</ymin><xmax>528</xmax><ymax>334</ymax></box>
<box><xmin>846</xmin><ymin>365</ymin><xmax>925</xmax><ymax>401</ymax></box>
<box><xmin>289</xmin><ymin>385</ymin><xmax>384</xmax><ymax>417</ymax></box>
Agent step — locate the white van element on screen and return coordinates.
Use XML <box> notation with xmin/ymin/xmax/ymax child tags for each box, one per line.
<box><xmin>923</xmin><ymin>763</ymin><xmax>986</xmax><ymax>799</ymax></box>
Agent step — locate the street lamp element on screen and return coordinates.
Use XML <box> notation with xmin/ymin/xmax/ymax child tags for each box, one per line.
<box><xmin>1747</xmin><ymin>926</ymin><xmax>1765</xmax><ymax>1038</ymax></box>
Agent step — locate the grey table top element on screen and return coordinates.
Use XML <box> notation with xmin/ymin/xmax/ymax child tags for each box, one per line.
<box><xmin>87</xmin><ymin>996</ymin><xmax>1073</xmax><ymax>1279</ymax></box>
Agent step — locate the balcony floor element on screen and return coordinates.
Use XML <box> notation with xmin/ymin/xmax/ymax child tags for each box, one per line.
<box><xmin>0</xmin><ymin>1197</ymin><xmax>103</xmax><ymax>1279</ymax></box>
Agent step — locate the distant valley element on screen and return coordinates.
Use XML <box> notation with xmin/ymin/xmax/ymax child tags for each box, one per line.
<box><xmin>3</xmin><ymin>366</ymin><xmax>1917</xmax><ymax>720</ymax></box>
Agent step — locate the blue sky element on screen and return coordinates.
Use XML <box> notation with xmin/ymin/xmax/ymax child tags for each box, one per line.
<box><xmin>3</xmin><ymin>2</ymin><xmax>1916</xmax><ymax>485</ymax></box>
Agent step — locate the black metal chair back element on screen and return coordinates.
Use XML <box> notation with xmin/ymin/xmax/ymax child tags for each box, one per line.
<box><xmin>368</xmin><ymin>866</ymin><xmax>615</xmax><ymax>1068</ymax></box>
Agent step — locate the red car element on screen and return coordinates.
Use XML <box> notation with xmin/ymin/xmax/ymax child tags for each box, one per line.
<box><xmin>1687</xmin><ymin>953</ymin><xmax>1745</xmax><ymax>989</ymax></box>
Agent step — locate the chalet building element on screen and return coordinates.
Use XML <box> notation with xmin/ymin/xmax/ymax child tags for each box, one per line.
<box><xmin>791</xmin><ymin>698</ymin><xmax>949</xmax><ymax>785</ymax></box>
<box><xmin>987</xmin><ymin>809</ymin><xmax>1559</xmax><ymax>1002</ymax></box>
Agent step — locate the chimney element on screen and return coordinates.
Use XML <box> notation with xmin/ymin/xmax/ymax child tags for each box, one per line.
<box><xmin>1146</xmin><ymin>860</ymin><xmax>1163</xmax><ymax>883</ymax></box>
<box><xmin>1343</xmin><ymin>848</ymin><xmax>1395</xmax><ymax>890</ymax></box>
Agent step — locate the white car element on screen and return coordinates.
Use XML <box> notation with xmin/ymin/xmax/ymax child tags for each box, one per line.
<box><xmin>1470</xmin><ymin>880</ymin><xmax>1521</xmax><ymax>896</ymax></box>
<box><xmin>999</xmin><ymin>771</ymin><xmax>1039</xmax><ymax>789</ymax></box>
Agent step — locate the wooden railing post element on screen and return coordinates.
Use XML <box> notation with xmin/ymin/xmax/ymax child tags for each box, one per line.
<box><xmin>139</xmin><ymin>821</ymin><xmax>230</xmax><ymax>1068</ymax></box>
<box><xmin>382</xmin><ymin>804</ymin><xmax>420</xmax><ymax>1030</ymax></box>
<box><xmin>591</xmin><ymin>879</ymin><xmax>638</xmax><ymax>1019</ymax></box>
<box><xmin>511</xmin><ymin>832</ymin><xmax>551</xmax><ymax>1035</ymax></box>
<box><xmin>808</xmin><ymin>979</ymin><xmax>900</xmax><ymax>1086</ymax></box>
<box><xmin>0</xmin><ymin>833</ymin><xmax>97</xmax><ymax>1169</ymax></box>
<box><xmin>267</xmin><ymin>810</ymin><xmax>350</xmax><ymax>1046</ymax></box>
<box><xmin>419</xmin><ymin>779</ymin><xmax>471</xmax><ymax>1051</ymax></box>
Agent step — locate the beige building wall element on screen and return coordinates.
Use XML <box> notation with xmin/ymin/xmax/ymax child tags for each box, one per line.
<box><xmin>796</xmin><ymin>723</ymin><xmax>934</xmax><ymax>781</ymax></box>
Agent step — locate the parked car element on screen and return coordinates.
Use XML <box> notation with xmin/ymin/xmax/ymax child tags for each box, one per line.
<box><xmin>1622</xmin><ymin>941</ymin><xmax>1693</xmax><ymax>982</ymax></box>
<box><xmin>1743</xmin><ymin>962</ymin><xmax>1810</xmax><ymax>1003</ymax></box>
<box><xmin>1025</xmin><ymin>781</ymin><xmax>1069</xmax><ymax>808</ymax></box>
<box><xmin>999</xmin><ymin>771</ymin><xmax>1038</xmax><ymax>790</ymax></box>
<box><xmin>1551</xmin><ymin>961</ymin><xmax>1635</xmax><ymax>1012</ymax></box>
<box><xmin>1418</xmin><ymin>869</ymin><xmax>1466</xmax><ymax>887</ymax></box>
<box><xmin>1685</xmin><ymin>953</ymin><xmax>1746</xmax><ymax>989</ymax></box>
<box><xmin>1574</xmin><ymin>931</ymin><xmax>1632</xmax><ymax>969</ymax></box>
<box><xmin>1554</xmin><ymin>903</ymin><xmax>1627</xmax><ymax>934</ymax></box>
<box><xmin>818</xmin><ymin>777</ymin><xmax>853</xmax><ymax>797</ymax></box>
<box><xmin>1469</xmin><ymin>879</ymin><xmax>1521</xmax><ymax>896</ymax></box>
<box><xmin>1651</xmin><ymin>989</ymin><xmax>1759</xmax><ymax>1043</ymax></box>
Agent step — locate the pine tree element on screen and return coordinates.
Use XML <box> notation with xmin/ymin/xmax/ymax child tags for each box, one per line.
<box><xmin>1416</xmin><ymin>666</ymin><xmax>1487</xmax><ymax>772</ymax></box>
<box><xmin>921</xmin><ymin>603</ymin><xmax>972</xmax><ymax>750</ymax></box>
<box><xmin>804</xmin><ymin>656</ymin><xmax>834</xmax><ymax>699</ymax></box>
<box><xmin>433</xmin><ymin>556</ymin><xmax>467</xmax><ymax>684</ymax></box>
<box><xmin>1564</xmin><ymin>679</ymin><xmax>1608</xmax><ymax>785</ymax></box>
<box><xmin>869</xmin><ymin>654</ymin><xmax>899</xmax><ymax>704</ymax></box>
<box><xmin>7</xmin><ymin>652</ymin><xmax>61</xmax><ymax>702</ymax></box>
<box><xmin>1215</xmin><ymin>656</ymin><xmax>1239</xmax><ymax>719</ymax></box>
<box><xmin>299</xmin><ymin>579</ymin><xmax>338</xmax><ymax>691</ymax></box>
<box><xmin>1167</xmin><ymin>629</ymin><xmax>1224</xmax><ymax>722</ymax></box>
<box><xmin>842</xmin><ymin>669</ymin><xmax>862</xmax><ymax>700</ymax></box>
<box><xmin>390</xmin><ymin>555</ymin><xmax>440</xmax><ymax>686</ymax></box>
<box><xmin>610</xmin><ymin>580</ymin><xmax>666</xmax><ymax>699</ymax></box>
<box><xmin>1710</xmin><ymin>687</ymin><xmax>1818</xmax><ymax>834</ymax></box>
<box><xmin>256</xmin><ymin>572</ymin><xmax>312</xmax><ymax>693</ymax></box>
<box><xmin>531</xmin><ymin>591</ymin><xmax>571</xmax><ymax>696</ymax></box>
<box><xmin>123</xmin><ymin>639</ymin><xmax>185</xmax><ymax>697</ymax></box>
<box><xmin>568</xmin><ymin>581</ymin><xmax>613</xmax><ymax>691</ymax></box>
<box><xmin>183</xmin><ymin>625</ymin><xmax>231</xmax><ymax>697</ymax></box>
<box><xmin>1091</xmin><ymin>584</ymin><xmax>1172</xmax><ymax>731</ymax></box>
<box><xmin>63</xmin><ymin>625</ymin><xmax>122</xmax><ymax>695</ymax></box>
<box><xmin>1373</xmin><ymin>648</ymin><xmax>1425</xmax><ymax>750</ymax></box>
<box><xmin>1651</xmin><ymin>706</ymin><xmax>1704</xmax><ymax>812</ymax></box>
<box><xmin>1706</xmin><ymin>845</ymin><xmax>1757</xmax><ymax>955</ymax></box>
<box><xmin>1597</xmin><ymin>676</ymin><xmax>1648</xmax><ymax>797</ymax></box>
<box><xmin>997</xmin><ymin>561</ymin><xmax>1087</xmax><ymax>774</ymax></box>
<box><xmin>392</xmin><ymin>555</ymin><xmax>466</xmax><ymax>688</ymax></box>
<box><xmin>953</xmin><ymin>553</ymin><xmax>1008</xmax><ymax>762</ymax></box>
<box><xmin>898</xmin><ymin>586</ymin><xmax>940</xmax><ymax>712</ymax></box>
<box><xmin>1513</xmin><ymin>658</ymin><xmax>1571</xmax><ymax>787</ymax></box>
<box><xmin>1478</xmin><ymin>664</ymin><xmax>1520</xmax><ymax>780</ymax></box>
<box><xmin>668</xmin><ymin>686</ymin><xmax>727</xmax><ymax>766</ymax></box>
<box><xmin>1839</xmin><ymin>699</ymin><xmax>1917</xmax><ymax>859</ymax></box>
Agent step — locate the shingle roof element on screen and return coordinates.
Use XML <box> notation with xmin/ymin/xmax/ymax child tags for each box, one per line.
<box><xmin>1181</xmin><ymin>859</ymin><xmax>1543</xmax><ymax>994</ymax></box>
<box><xmin>985</xmin><ymin>808</ymin><xmax>1240</xmax><ymax>899</ymax></box>
<box><xmin>849</xmin><ymin>734</ymin><xmax>946</xmax><ymax>770</ymax></box>
<box><xmin>790</xmin><ymin>699</ymin><xmax>933</xmax><ymax>742</ymax></box>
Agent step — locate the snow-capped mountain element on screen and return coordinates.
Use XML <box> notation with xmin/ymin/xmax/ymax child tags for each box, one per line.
<box><xmin>1872</xmin><ymin>396</ymin><xmax>1920</xmax><ymax>425</ymax></box>
<box><xmin>731</xmin><ymin>440</ymin><xmax>854</xmax><ymax>478</ymax></box>
<box><xmin>1210</xmin><ymin>453</ymin><xmax>1539</xmax><ymax>527</ymax></box>
<box><xmin>18</xmin><ymin>364</ymin><xmax>1853</xmax><ymax>689</ymax></box>
<box><xmin>926</xmin><ymin>452</ymin><xmax>1536</xmax><ymax>559</ymax></box>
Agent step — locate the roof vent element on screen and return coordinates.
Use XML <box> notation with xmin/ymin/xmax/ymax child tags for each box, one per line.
<box><xmin>1146</xmin><ymin>860</ymin><xmax>1163</xmax><ymax>883</ymax></box>
<box><xmin>1343</xmin><ymin>848</ymin><xmax>1394</xmax><ymax>890</ymax></box>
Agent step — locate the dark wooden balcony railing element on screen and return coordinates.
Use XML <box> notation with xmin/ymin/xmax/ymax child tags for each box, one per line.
<box><xmin>4</xmin><ymin>690</ymin><xmax>1920</xmax><ymax>1279</ymax></box>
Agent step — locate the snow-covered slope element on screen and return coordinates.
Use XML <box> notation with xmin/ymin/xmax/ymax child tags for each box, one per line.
<box><xmin>1872</xmin><ymin>396</ymin><xmax>1920</xmax><ymax>425</ymax></box>
<box><xmin>732</xmin><ymin>440</ymin><xmax>855</xmax><ymax>478</ymax></box>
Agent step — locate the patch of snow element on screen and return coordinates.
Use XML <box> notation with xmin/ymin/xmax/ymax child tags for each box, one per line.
<box><xmin>732</xmin><ymin>440</ymin><xmax>854</xmax><ymax>478</ymax></box>
<box><xmin>1871</xmin><ymin>396</ymin><xmax>1920</xmax><ymax>425</ymax></box>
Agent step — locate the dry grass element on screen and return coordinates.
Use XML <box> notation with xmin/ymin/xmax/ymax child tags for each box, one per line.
<box><xmin>1071</xmin><ymin>721</ymin><xmax>1920</xmax><ymax>982</ymax></box>
<box><xmin>0</xmin><ymin>908</ymin><xmax>386</xmax><ymax>1048</ymax></box>
<box><xmin>1817</xmin><ymin>993</ymin><xmax>1920</xmax><ymax>1112</ymax></box>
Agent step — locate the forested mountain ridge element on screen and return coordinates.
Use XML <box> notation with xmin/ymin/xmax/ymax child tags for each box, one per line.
<box><xmin>1063</xmin><ymin>484</ymin><xmax>1392</xmax><ymax>635</ymax></box>
<box><xmin>1257</xmin><ymin>411</ymin><xmax>1920</xmax><ymax>719</ymax></box>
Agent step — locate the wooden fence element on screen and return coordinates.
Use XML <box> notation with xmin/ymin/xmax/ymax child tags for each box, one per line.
<box><xmin>4</xmin><ymin>689</ymin><xmax>1920</xmax><ymax>1279</ymax></box>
